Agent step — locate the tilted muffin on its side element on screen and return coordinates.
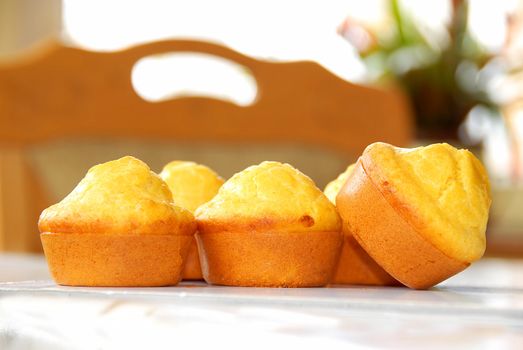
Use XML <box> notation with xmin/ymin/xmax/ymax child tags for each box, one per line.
<box><xmin>324</xmin><ymin>165</ymin><xmax>356</xmax><ymax>205</ymax></box>
<box><xmin>336</xmin><ymin>143</ymin><xmax>491</xmax><ymax>289</ymax></box>
<box><xmin>324</xmin><ymin>164</ymin><xmax>398</xmax><ymax>286</ymax></box>
<box><xmin>195</xmin><ymin>161</ymin><xmax>343</xmax><ymax>287</ymax></box>
<box><xmin>39</xmin><ymin>156</ymin><xmax>196</xmax><ymax>287</ymax></box>
<box><xmin>160</xmin><ymin>160</ymin><xmax>224</xmax><ymax>280</ymax></box>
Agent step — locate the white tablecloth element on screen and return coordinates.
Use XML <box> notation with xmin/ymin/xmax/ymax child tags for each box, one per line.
<box><xmin>0</xmin><ymin>254</ymin><xmax>522</xmax><ymax>349</ymax></box>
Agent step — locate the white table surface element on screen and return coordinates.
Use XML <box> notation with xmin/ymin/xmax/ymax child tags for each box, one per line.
<box><xmin>0</xmin><ymin>254</ymin><xmax>522</xmax><ymax>349</ymax></box>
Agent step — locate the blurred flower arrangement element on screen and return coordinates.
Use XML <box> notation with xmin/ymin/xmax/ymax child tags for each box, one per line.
<box><xmin>339</xmin><ymin>0</ymin><xmax>523</xmax><ymax>182</ymax></box>
<box><xmin>339</xmin><ymin>0</ymin><xmax>490</xmax><ymax>138</ymax></box>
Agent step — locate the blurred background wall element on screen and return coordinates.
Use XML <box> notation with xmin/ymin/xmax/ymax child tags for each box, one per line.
<box><xmin>1</xmin><ymin>0</ymin><xmax>523</xmax><ymax>255</ymax></box>
<box><xmin>0</xmin><ymin>0</ymin><xmax>61</xmax><ymax>56</ymax></box>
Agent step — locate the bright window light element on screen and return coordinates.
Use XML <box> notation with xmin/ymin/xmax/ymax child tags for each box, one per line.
<box><xmin>61</xmin><ymin>0</ymin><xmax>367</xmax><ymax>84</ymax></box>
<box><xmin>468</xmin><ymin>0</ymin><xmax>518</xmax><ymax>53</ymax></box>
<box><xmin>131</xmin><ymin>53</ymin><xmax>257</xmax><ymax>106</ymax></box>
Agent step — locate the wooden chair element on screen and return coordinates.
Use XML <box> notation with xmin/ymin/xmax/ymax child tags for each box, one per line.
<box><xmin>0</xmin><ymin>39</ymin><xmax>412</xmax><ymax>252</ymax></box>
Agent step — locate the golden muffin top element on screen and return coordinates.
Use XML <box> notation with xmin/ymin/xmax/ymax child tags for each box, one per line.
<box><xmin>324</xmin><ymin>164</ymin><xmax>356</xmax><ymax>204</ymax></box>
<box><xmin>39</xmin><ymin>156</ymin><xmax>196</xmax><ymax>235</ymax></box>
<box><xmin>195</xmin><ymin>161</ymin><xmax>341</xmax><ymax>233</ymax></box>
<box><xmin>362</xmin><ymin>142</ymin><xmax>491</xmax><ymax>262</ymax></box>
<box><xmin>159</xmin><ymin>161</ymin><xmax>224</xmax><ymax>212</ymax></box>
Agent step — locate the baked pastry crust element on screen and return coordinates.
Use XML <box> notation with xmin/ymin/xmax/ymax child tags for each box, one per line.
<box><xmin>197</xmin><ymin>231</ymin><xmax>342</xmax><ymax>287</ymax></box>
<box><xmin>196</xmin><ymin>161</ymin><xmax>343</xmax><ymax>287</ymax></box>
<box><xmin>196</xmin><ymin>161</ymin><xmax>341</xmax><ymax>234</ymax></box>
<box><xmin>41</xmin><ymin>233</ymin><xmax>192</xmax><ymax>287</ymax></box>
<box><xmin>160</xmin><ymin>161</ymin><xmax>224</xmax><ymax>212</ymax></box>
<box><xmin>160</xmin><ymin>160</ymin><xmax>224</xmax><ymax>280</ymax></box>
<box><xmin>39</xmin><ymin>156</ymin><xmax>195</xmax><ymax>236</ymax></box>
<box><xmin>39</xmin><ymin>156</ymin><xmax>196</xmax><ymax>287</ymax></box>
<box><xmin>333</xmin><ymin>232</ymin><xmax>399</xmax><ymax>286</ymax></box>
<box><xmin>337</xmin><ymin>143</ymin><xmax>491</xmax><ymax>289</ymax></box>
<box><xmin>325</xmin><ymin>165</ymin><xmax>398</xmax><ymax>286</ymax></box>
<box><xmin>324</xmin><ymin>164</ymin><xmax>356</xmax><ymax>204</ymax></box>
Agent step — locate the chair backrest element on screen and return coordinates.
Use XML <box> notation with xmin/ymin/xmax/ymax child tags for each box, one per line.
<box><xmin>0</xmin><ymin>39</ymin><xmax>412</xmax><ymax>252</ymax></box>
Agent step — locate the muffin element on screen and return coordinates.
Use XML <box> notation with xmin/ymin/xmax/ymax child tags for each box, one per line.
<box><xmin>195</xmin><ymin>161</ymin><xmax>343</xmax><ymax>287</ymax></box>
<box><xmin>336</xmin><ymin>143</ymin><xmax>491</xmax><ymax>289</ymax></box>
<box><xmin>39</xmin><ymin>156</ymin><xmax>196</xmax><ymax>287</ymax></box>
<box><xmin>324</xmin><ymin>165</ymin><xmax>399</xmax><ymax>286</ymax></box>
<box><xmin>159</xmin><ymin>161</ymin><xmax>224</xmax><ymax>280</ymax></box>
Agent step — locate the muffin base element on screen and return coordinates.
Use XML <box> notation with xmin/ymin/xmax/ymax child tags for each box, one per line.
<box><xmin>336</xmin><ymin>161</ymin><xmax>469</xmax><ymax>289</ymax></box>
<box><xmin>331</xmin><ymin>230</ymin><xmax>399</xmax><ymax>286</ymax></box>
<box><xmin>196</xmin><ymin>230</ymin><xmax>343</xmax><ymax>287</ymax></box>
<box><xmin>182</xmin><ymin>238</ymin><xmax>203</xmax><ymax>280</ymax></box>
<box><xmin>41</xmin><ymin>233</ymin><xmax>193</xmax><ymax>287</ymax></box>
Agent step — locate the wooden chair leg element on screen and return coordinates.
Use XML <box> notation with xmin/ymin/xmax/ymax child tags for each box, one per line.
<box><xmin>0</xmin><ymin>147</ymin><xmax>46</xmax><ymax>252</ymax></box>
